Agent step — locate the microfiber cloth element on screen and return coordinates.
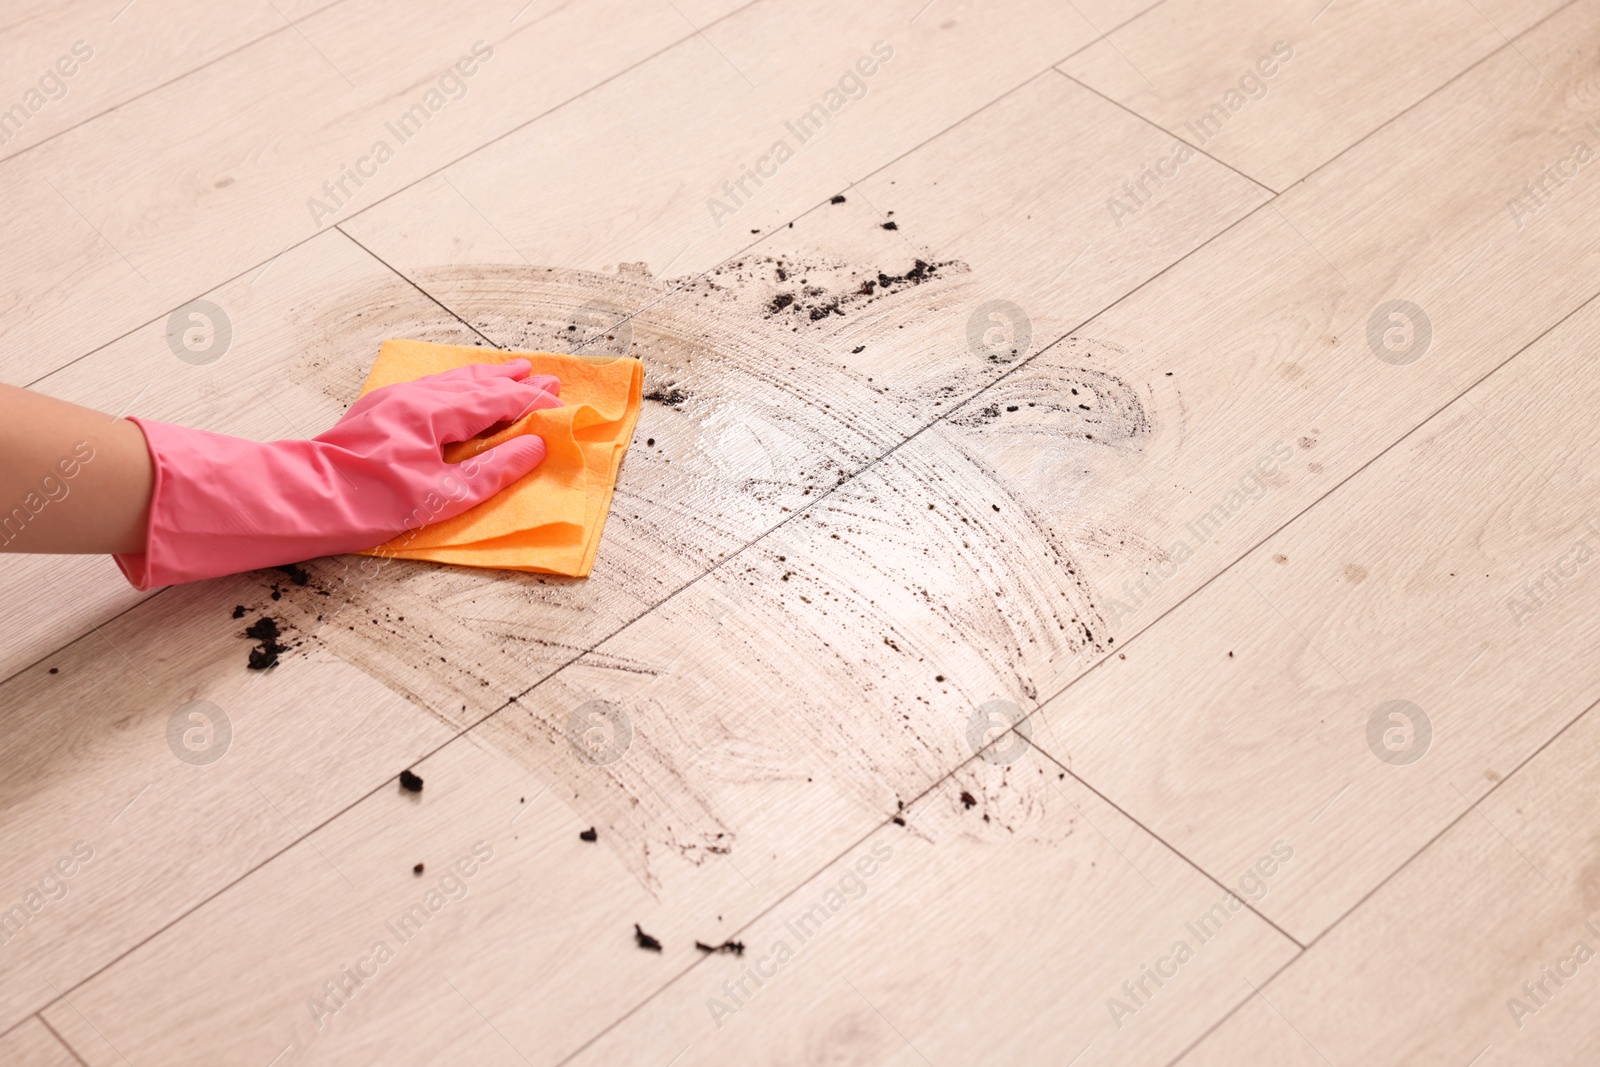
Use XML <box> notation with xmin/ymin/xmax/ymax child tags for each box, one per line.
<box><xmin>354</xmin><ymin>339</ymin><xmax>643</xmax><ymax>577</ymax></box>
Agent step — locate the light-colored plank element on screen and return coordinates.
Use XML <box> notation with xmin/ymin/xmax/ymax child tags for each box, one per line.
<box><xmin>0</xmin><ymin>0</ymin><xmax>342</xmax><ymax>162</ymax></box>
<box><xmin>39</xmin><ymin>734</ymin><xmax>1295</xmax><ymax>1066</ymax></box>
<box><xmin>0</xmin><ymin>1017</ymin><xmax>80</xmax><ymax>1067</ymax></box>
<box><xmin>959</xmin><ymin>0</ymin><xmax>1600</xmax><ymax>659</ymax></box>
<box><xmin>8</xmin><ymin>6</ymin><xmax>1261</xmax><ymax>701</ymax></box>
<box><xmin>0</xmin><ymin>0</ymin><xmax>748</xmax><ymax>386</ymax></box>
<box><xmin>0</xmin><ymin>233</ymin><xmax>483</xmax><ymax>1034</ymax></box>
<box><xmin>1060</xmin><ymin>0</ymin><xmax>1569</xmax><ymax>190</ymax></box>
<box><xmin>35</xmin><ymin>716</ymin><xmax>879</xmax><ymax>1066</ymax></box>
<box><xmin>0</xmin><ymin>571</ymin><xmax>452</xmax><ymax>1034</ymax></box>
<box><xmin>274</xmin><ymin>69</ymin><xmax>1261</xmax><ymax>729</ymax></box>
<box><xmin>1042</xmin><ymin>287</ymin><xmax>1600</xmax><ymax>944</ymax></box>
<box><xmin>22</xmin><ymin>351</ymin><xmax>1290</xmax><ymax>1063</ymax></box>
<box><xmin>31</xmin><ymin>363</ymin><xmax>1295</xmax><ymax>1060</ymax></box>
<box><xmin>1177</xmin><ymin>699</ymin><xmax>1600</xmax><ymax>1066</ymax></box>
<box><xmin>565</xmin><ymin>764</ymin><xmax>1294</xmax><ymax>1066</ymax></box>
<box><xmin>1007</xmin><ymin>0</ymin><xmax>1600</xmax><ymax>942</ymax></box>
<box><xmin>341</xmin><ymin>0</ymin><xmax>1177</xmax><ymax>300</ymax></box>
<box><xmin>0</xmin><ymin>227</ymin><xmax>483</xmax><ymax>682</ymax></box>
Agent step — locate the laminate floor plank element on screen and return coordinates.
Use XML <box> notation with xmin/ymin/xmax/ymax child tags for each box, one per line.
<box><xmin>0</xmin><ymin>231</ymin><xmax>494</xmax><ymax>1033</ymax></box>
<box><xmin>339</xmin><ymin>0</ymin><xmax>1179</xmax><ymax>307</ymax></box>
<box><xmin>0</xmin><ymin>1017</ymin><xmax>82</xmax><ymax>1067</ymax></box>
<box><xmin>1174</xmin><ymin>698</ymin><xmax>1600</xmax><ymax>1067</ymax></box>
<box><xmin>38</xmin><ymin>731</ymin><xmax>1298</xmax><ymax>1066</ymax></box>
<box><xmin>0</xmin><ymin>0</ymin><xmax>749</xmax><ymax>387</ymax></box>
<box><xmin>0</xmin><ymin>0</ymin><xmax>344</xmax><ymax>163</ymax></box>
<box><xmin>1039</xmin><ymin>286</ymin><xmax>1600</xmax><ymax>944</ymax></box>
<box><xmin>5</xmin><ymin>1</ymin><xmax>1599</xmax><ymax>1063</ymax></box>
<box><xmin>261</xmin><ymin>67</ymin><xmax>1263</xmax><ymax>733</ymax></box>
<box><xmin>1060</xmin><ymin>0</ymin><xmax>1572</xmax><ymax>190</ymax></box>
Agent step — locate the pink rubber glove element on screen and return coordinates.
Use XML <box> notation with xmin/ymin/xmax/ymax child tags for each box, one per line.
<box><xmin>115</xmin><ymin>360</ymin><xmax>562</xmax><ymax>589</ymax></box>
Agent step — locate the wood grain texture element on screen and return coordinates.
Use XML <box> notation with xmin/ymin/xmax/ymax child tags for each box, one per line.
<box><xmin>7</xmin><ymin>0</ymin><xmax>1600</xmax><ymax>1061</ymax></box>
<box><xmin>993</xmin><ymin>0</ymin><xmax>1600</xmax><ymax>653</ymax></box>
<box><xmin>340</xmin><ymin>0</ymin><xmax>1182</xmax><ymax>296</ymax></box>
<box><xmin>0</xmin><ymin>1017</ymin><xmax>81</xmax><ymax>1067</ymax></box>
<box><xmin>0</xmin><ymin>1</ymin><xmax>339</xmax><ymax>162</ymax></box>
<box><xmin>36</xmin><ymin>724</ymin><xmax>877</xmax><ymax>1066</ymax></box>
<box><xmin>563</xmin><ymin>758</ymin><xmax>1298</xmax><ymax>1067</ymax></box>
<box><xmin>0</xmin><ymin>0</ymin><xmax>749</xmax><ymax>386</ymax></box>
<box><xmin>0</xmin><ymin>568</ymin><xmax>455</xmax><ymax>1033</ymax></box>
<box><xmin>1043</xmin><ymin>289</ymin><xmax>1600</xmax><ymax>945</ymax></box>
<box><xmin>236</xmin><ymin>70</ymin><xmax>1261</xmax><ymax>732</ymax></box>
<box><xmin>1176</xmin><ymin>695</ymin><xmax>1600</xmax><ymax>1066</ymax></box>
<box><xmin>1059</xmin><ymin>0</ymin><xmax>1571</xmax><ymax>190</ymax></box>
<box><xmin>1025</xmin><ymin>0</ymin><xmax>1600</xmax><ymax>943</ymax></box>
<box><xmin>39</xmin><ymin>737</ymin><xmax>1296</xmax><ymax>1067</ymax></box>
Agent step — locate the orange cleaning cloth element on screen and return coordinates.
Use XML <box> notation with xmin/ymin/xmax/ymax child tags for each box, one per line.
<box><xmin>355</xmin><ymin>339</ymin><xmax>643</xmax><ymax>577</ymax></box>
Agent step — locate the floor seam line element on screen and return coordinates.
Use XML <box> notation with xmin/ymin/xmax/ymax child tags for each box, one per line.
<box><xmin>1156</xmin><ymin>691</ymin><xmax>1600</xmax><ymax>1065</ymax></box>
<box><xmin>18</xmin><ymin>0</ymin><xmax>767</xmax><ymax>393</ymax></box>
<box><xmin>14</xmin><ymin>0</ymin><xmax>1598</xmax><ymax>1043</ymax></box>
<box><xmin>0</xmin><ymin>0</ymin><xmax>355</xmax><ymax>169</ymax></box>
<box><xmin>35</xmin><ymin>1011</ymin><xmax>92</xmax><ymax>1067</ymax></box>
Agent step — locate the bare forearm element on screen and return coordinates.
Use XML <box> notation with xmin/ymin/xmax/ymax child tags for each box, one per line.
<box><xmin>0</xmin><ymin>383</ymin><xmax>153</xmax><ymax>554</ymax></box>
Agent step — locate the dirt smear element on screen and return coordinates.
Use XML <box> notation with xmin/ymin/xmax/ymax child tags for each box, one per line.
<box><xmin>272</xmin><ymin>251</ymin><xmax>1142</xmax><ymax>889</ymax></box>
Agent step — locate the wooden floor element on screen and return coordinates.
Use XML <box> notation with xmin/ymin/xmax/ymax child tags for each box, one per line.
<box><xmin>4</xmin><ymin>0</ymin><xmax>1599</xmax><ymax>1063</ymax></box>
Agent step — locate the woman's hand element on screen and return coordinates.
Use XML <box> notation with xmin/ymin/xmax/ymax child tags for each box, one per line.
<box><xmin>0</xmin><ymin>360</ymin><xmax>562</xmax><ymax>589</ymax></box>
<box><xmin>116</xmin><ymin>359</ymin><xmax>562</xmax><ymax>588</ymax></box>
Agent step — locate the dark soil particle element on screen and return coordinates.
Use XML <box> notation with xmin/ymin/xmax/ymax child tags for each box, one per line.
<box><xmin>634</xmin><ymin>924</ymin><xmax>663</xmax><ymax>952</ymax></box>
<box><xmin>880</xmin><ymin>221</ymin><xmax>898</xmax><ymax>230</ymax></box>
<box><xmin>892</xmin><ymin>816</ymin><xmax>906</xmax><ymax>826</ymax></box>
<box><xmin>48</xmin><ymin>667</ymin><xmax>59</xmax><ymax>675</ymax></box>
<box><xmin>830</xmin><ymin>194</ymin><xmax>846</xmax><ymax>204</ymax></box>
<box><xmin>399</xmin><ymin>769</ymin><xmax>424</xmax><ymax>793</ymax></box>
<box><xmin>851</xmin><ymin>345</ymin><xmax>865</xmax><ymax>354</ymax></box>
<box><xmin>413</xmin><ymin>863</ymin><xmax>425</xmax><ymax>875</ymax></box>
<box><xmin>695</xmin><ymin>940</ymin><xmax>746</xmax><ymax>955</ymax></box>
<box><xmin>275</xmin><ymin>563</ymin><xmax>310</xmax><ymax>586</ymax></box>
<box><xmin>579</xmin><ymin>827</ymin><xmax>598</xmax><ymax>842</ymax></box>
<box><xmin>231</xmin><ymin>605</ymin><xmax>246</xmax><ymax>619</ymax></box>
<box><xmin>757</xmin><ymin>257</ymin><xmax>955</xmax><ymax>327</ymax></box>
<box><xmin>960</xmin><ymin>791</ymin><xmax>977</xmax><ymax>809</ymax></box>
<box><xmin>643</xmin><ymin>386</ymin><xmax>688</xmax><ymax>407</ymax></box>
<box><xmin>244</xmin><ymin>616</ymin><xmax>286</xmax><ymax>671</ymax></box>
